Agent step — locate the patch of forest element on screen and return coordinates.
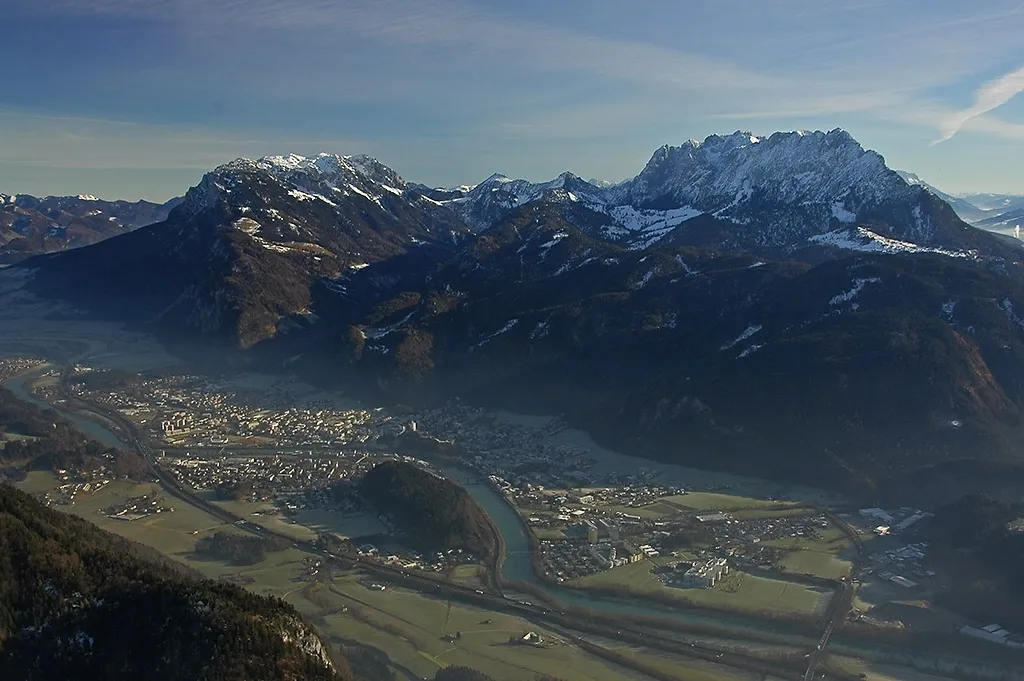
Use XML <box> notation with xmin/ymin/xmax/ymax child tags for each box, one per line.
<box><xmin>360</xmin><ymin>460</ymin><xmax>496</xmax><ymax>560</ymax></box>
<box><xmin>194</xmin><ymin>531</ymin><xmax>292</xmax><ymax>565</ymax></box>
<box><xmin>0</xmin><ymin>387</ymin><xmax>146</xmax><ymax>481</ymax></box>
<box><xmin>0</xmin><ymin>485</ymin><xmax>350</xmax><ymax>681</ymax></box>
<box><xmin>927</xmin><ymin>494</ymin><xmax>1024</xmax><ymax>630</ymax></box>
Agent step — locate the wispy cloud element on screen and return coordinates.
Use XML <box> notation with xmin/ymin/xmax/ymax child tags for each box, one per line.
<box><xmin>7</xmin><ymin>0</ymin><xmax>1024</xmax><ymax>195</ymax></box>
<box><xmin>934</xmin><ymin>64</ymin><xmax>1024</xmax><ymax>144</ymax></box>
<box><xmin>21</xmin><ymin>0</ymin><xmax>791</xmax><ymax>95</ymax></box>
<box><xmin>0</xmin><ymin>110</ymin><xmax>366</xmax><ymax>170</ymax></box>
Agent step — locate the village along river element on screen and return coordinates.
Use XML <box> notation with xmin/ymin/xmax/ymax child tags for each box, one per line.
<box><xmin>436</xmin><ymin>465</ymin><xmax>810</xmax><ymax>639</ymax></box>
<box><xmin>8</xmin><ymin>367</ymin><xmax>1024</xmax><ymax>680</ymax></box>
<box><xmin>2</xmin><ymin>366</ymin><xmax>815</xmax><ymax>641</ymax></box>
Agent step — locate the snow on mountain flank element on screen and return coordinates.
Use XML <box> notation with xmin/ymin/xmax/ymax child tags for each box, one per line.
<box><xmin>831</xmin><ymin>201</ymin><xmax>856</xmax><ymax>223</ymax></box>
<box><xmin>830</xmin><ymin>277</ymin><xmax>881</xmax><ymax>306</ymax></box>
<box><xmin>539</xmin><ymin>232</ymin><xmax>569</xmax><ymax>249</ymax></box>
<box><xmin>288</xmin><ymin>188</ymin><xmax>337</xmax><ymax>207</ymax></box>
<box><xmin>810</xmin><ymin>227</ymin><xmax>971</xmax><ymax>258</ymax></box>
<box><xmin>738</xmin><ymin>343</ymin><xmax>764</xmax><ymax>358</ymax></box>
<box><xmin>446</xmin><ymin>128</ymin><xmax>959</xmax><ymax>252</ymax></box>
<box><xmin>721</xmin><ymin>324</ymin><xmax>762</xmax><ymax>350</ymax></box>
<box><xmin>604</xmin><ymin>205</ymin><xmax>702</xmax><ymax>248</ymax></box>
<box><xmin>191</xmin><ymin>152</ymin><xmax>409</xmax><ymax>215</ymax></box>
<box><xmin>1001</xmin><ymin>299</ymin><xmax>1024</xmax><ymax>330</ymax></box>
<box><xmin>475</xmin><ymin>319</ymin><xmax>520</xmax><ymax>348</ymax></box>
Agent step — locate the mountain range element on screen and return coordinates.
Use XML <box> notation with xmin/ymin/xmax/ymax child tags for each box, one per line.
<box><xmin>8</xmin><ymin>129</ymin><xmax>1024</xmax><ymax>502</ymax></box>
<box><xmin>0</xmin><ymin>193</ymin><xmax>180</xmax><ymax>264</ymax></box>
<box><xmin>895</xmin><ymin>171</ymin><xmax>1024</xmax><ymax>234</ymax></box>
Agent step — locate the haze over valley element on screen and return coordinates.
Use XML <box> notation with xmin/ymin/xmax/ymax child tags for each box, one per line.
<box><xmin>3</xmin><ymin>128</ymin><xmax>1024</xmax><ymax>681</ymax></box>
<box><xmin>5</xmin><ymin>2</ymin><xmax>1024</xmax><ymax>680</ymax></box>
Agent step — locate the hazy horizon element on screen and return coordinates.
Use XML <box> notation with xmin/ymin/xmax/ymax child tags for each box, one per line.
<box><xmin>4</xmin><ymin>0</ymin><xmax>1024</xmax><ymax>201</ymax></box>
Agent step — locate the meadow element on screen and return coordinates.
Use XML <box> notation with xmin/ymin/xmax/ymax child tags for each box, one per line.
<box><xmin>573</xmin><ymin>559</ymin><xmax>827</xmax><ymax>617</ymax></box>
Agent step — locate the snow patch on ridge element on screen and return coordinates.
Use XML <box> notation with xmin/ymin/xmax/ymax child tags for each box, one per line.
<box><xmin>475</xmin><ymin>319</ymin><xmax>520</xmax><ymax>348</ymax></box>
<box><xmin>809</xmin><ymin>227</ymin><xmax>971</xmax><ymax>258</ymax></box>
<box><xmin>738</xmin><ymin>343</ymin><xmax>763</xmax><ymax>358</ymax></box>
<box><xmin>831</xmin><ymin>201</ymin><xmax>856</xmax><ymax>223</ymax></box>
<box><xmin>829</xmin><ymin>277</ymin><xmax>881</xmax><ymax>306</ymax></box>
<box><xmin>721</xmin><ymin>324</ymin><xmax>762</xmax><ymax>350</ymax></box>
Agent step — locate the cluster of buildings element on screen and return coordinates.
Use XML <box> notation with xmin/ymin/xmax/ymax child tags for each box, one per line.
<box><xmin>354</xmin><ymin>543</ymin><xmax>478</xmax><ymax>574</ymax></box>
<box><xmin>0</xmin><ymin>356</ymin><xmax>44</xmax><ymax>381</ymax></box>
<box><xmin>39</xmin><ymin>479</ymin><xmax>110</xmax><ymax>507</ymax></box>
<box><xmin>959</xmin><ymin>623</ymin><xmax>1024</xmax><ymax>649</ymax></box>
<box><xmin>538</xmin><ymin>539</ymin><xmax>643</xmax><ymax>581</ymax></box>
<box><xmin>415</xmin><ymin>403</ymin><xmax>626</xmax><ymax>488</ymax></box>
<box><xmin>160</xmin><ymin>451</ymin><xmax>376</xmax><ymax>497</ymax></box>
<box><xmin>656</xmin><ymin>558</ymin><xmax>731</xmax><ymax>588</ymax></box>
<box><xmin>99</xmin><ymin>493</ymin><xmax>173</xmax><ymax>521</ymax></box>
<box><xmin>68</xmin><ymin>371</ymin><xmax>378</xmax><ymax>449</ymax></box>
<box><xmin>864</xmin><ymin>542</ymin><xmax>933</xmax><ymax>589</ymax></box>
<box><xmin>494</xmin><ymin>468</ymin><xmax>853</xmax><ymax>587</ymax></box>
<box><xmin>857</xmin><ymin>507</ymin><xmax>933</xmax><ymax>536</ymax></box>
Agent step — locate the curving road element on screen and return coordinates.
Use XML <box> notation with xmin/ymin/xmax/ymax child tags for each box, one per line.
<box><xmin>49</xmin><ymin>364</ymin><xmax>830</xmax><ymax>680</ymax></box>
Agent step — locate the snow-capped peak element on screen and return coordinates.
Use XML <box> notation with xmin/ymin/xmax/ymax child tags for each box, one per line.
<box><xmin>612</xmin><ymin>128</ymin><xmax>906</xmax><ymax>232</ymax></box>
<box><xmin>178</xmin><ymin>152</ymin><xmax>413</xmax><ymax>220</ymax></box>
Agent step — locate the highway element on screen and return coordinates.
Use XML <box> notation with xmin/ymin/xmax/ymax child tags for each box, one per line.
<box><xmin>803</xmin><ymin>510</ymin><xmax>865</xmax><ymax>681</ymax></box>
<box><xmin>51</xmin><ymin>365</ymin><xmax>833</xmax><ymax>681</ymax></box>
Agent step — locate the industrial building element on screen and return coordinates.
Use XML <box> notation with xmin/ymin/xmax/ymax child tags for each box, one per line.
<box><xmin>678</xmin><ymin>558</ymin><xmax>730</xmax><ymax>588</ymax></box>
<box><xmin>859</xmin><ymin>508</ymin><xmax>894</xmax><ymax>524</ymax></box>
<box><xmin>696</xmin><ymin>511</ymin><xmax>732</xmax><ymax>524</ymax></box>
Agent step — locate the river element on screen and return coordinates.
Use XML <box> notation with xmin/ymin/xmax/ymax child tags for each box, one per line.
<box><xmin>1</xmin><ymin>367</ymin><xmax>811</xmax><ymax>640</ymax></box>
<box><xmin>438</xmin><ymin>466</ymin><xmax>817</xmax><ymax>639</ymax></box>
<box><xmin>5</xmin><ymin>366</ymin><xmax>125</xmax><ymax>448</ymax></box>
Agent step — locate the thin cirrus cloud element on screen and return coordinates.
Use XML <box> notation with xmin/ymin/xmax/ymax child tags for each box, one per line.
<box><xmin>4</xmin><ymin>0</ymin><xmax>1024</xmax><ymax>195</ymax></box>
<box><xmin>934</xmin><ymin>64</ymin><xmax>1024</xmax><ymax>144</ymax></box>
<box><xmin>33</xmin><ymin>0</ymin><xmax>785</xmax><ymax>95</ymax></box>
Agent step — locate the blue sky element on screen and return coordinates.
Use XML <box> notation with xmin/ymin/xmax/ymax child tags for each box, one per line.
<box><xmin>3</xmin><ymin>0</ymin><xmax>1024</xmax><ymax>201</ymax></box>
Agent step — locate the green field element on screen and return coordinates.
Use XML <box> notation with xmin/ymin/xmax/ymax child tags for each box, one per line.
<box><xmin>605</xmin><ymin>502</ymin><xmax>679</xmax><ymax>519</ymax></box>
<box><xmin>603</xmin><ymin>492</ymin><xmax>796</xmax><ymax>520</ymax></box>
<box><xmin>731</xmin><ymin>507</ymin><xmax>812</xmax><ymax>521</ymax></box>
<box><xmin>611</xmin><ymin>645</ymin><xmax>756</xmax><ymax>681</ymax></box>
<box><xmin>58</xmin><ymin>481</ymin><xmax>240</xmax><ymax>556</ymax></box>
<box><xmin>292</xmin><ymin>508</ymin><xmax>387</xmax><ymax>540</ymax></box>
<box><xmin>661</xmin><ymin>492</ymin><xmax>789</xmax><ymax>511</ymax></box>
<box><xmin>299</xmin><ymin>577</ymin><xmax>660</xmax><ymax>681</ymax></box>
<box><xmin>573</xmin><ymin>560</ymin><xmax>827</xmax><ymax>616</ymax></box>
<box><xmin>761</xmin><ymin>527</ymin><xmax>852</xmax><ymax>580</ymax></box>
<box><xmin>829</xmin><ymin>655</ymin><xmax>960</xmax><ymax>681</ymax></box>
<box><xmin>777</xmin><ymin>548</ymin><xmax>851</xmax><ymax>580</ymax></box>
<box><xmin>15</xmin><ymin>470</ymin><xmax>59</xmax><ymax>494</ymax></box>
<box><xmin>210</xmin><ymin>498</ymin><xmax>319</xmax><ymax>541</ymax></box>
<box><xmin>533</xmin><ymin>527</ymin><xmax>569</xmax><ymax>540</ymax></box>
<box><xmin>15</xmin><ymin>477</ymin><xmax>740</xmax><ymax>680</ymax></box>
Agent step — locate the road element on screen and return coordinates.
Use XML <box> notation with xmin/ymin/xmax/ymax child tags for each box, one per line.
<box><xmin>803</xmin><ymin>510</ymin><xmax>865</xmax><ymax>681</ymax></box>
<box><xmin>50</xmin><ymin>365</ymin><xmax>825</xmax><ymax>681</ymax></box>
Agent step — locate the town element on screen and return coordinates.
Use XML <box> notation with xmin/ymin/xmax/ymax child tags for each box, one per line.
<box><xmin>3</xmin><ymin>357</ymin><xmax>1013</xmax><ymax>657</ymax></box>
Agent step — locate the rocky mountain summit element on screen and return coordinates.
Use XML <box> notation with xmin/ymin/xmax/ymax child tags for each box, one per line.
<box><xmin>0</xmin><ymin>193</ymin><xmax>179</xmax><ymax>264</ymax></box>
<box><xmin>11</xmin><ymin>130</ymin><xmax>1024</xmax><ymax>499</ymax></box>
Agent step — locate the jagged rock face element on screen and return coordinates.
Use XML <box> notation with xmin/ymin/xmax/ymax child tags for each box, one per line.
<box><xmin>441</xmin><ymin>129</ymin><xmax>991</xmax><ymax>257</ymax></box>
<box><xmin>21</xmin><ymin>153</ymin><xmax>468</xmax><ymax>347</ymax></box>
<box><xmin>443</xmin><ymin>172</ymin><xmax>610</xmax><ymax>233</ymax></box>
<box><xmin>14</xmin><ymin>131</ymin><xmax>1024</xmax><ymax>500</ymax></box>
<box><xmin>0</xmin><ymin>193</ymin><xmax>179</xmax><ymax>264</ymax></box>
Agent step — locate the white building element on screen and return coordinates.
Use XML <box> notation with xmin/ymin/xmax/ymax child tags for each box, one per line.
<box><xmin>681</xmin><ymin>558</ymin><xmax>730</xmax><ymax>588</ymax></box>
